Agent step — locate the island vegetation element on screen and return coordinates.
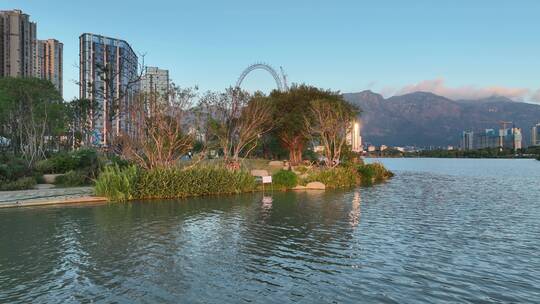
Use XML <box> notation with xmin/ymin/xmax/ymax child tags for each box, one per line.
<box><xmin>0</xmin><ymin>77</ymin><xmax>393</xmax><ymax>200</ymax></box>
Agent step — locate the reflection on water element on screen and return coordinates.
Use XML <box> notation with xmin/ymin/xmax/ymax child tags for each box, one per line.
<box><xmin>1</xmin><ymin>159</ymin><xmax>539</xmax><ymax>303</ymax></box>
<box><xmin>349</xmin><ymin>191</ymin><xmax>361</xmax><ymax>228</ymax></box>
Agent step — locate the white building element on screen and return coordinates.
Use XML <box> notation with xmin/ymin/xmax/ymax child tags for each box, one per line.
<box><xmin>36</xmin><ymin>39</ymin><xmax>63</xmax><ymax>96</ymax></box>
<box><xmin>532</xmin><ymin>123</ymin><xmax>540</xmax><ymax>146</ymax></box>
<box><xmin>346</xmin><ymin>119</ymin><xmax>362</xmax><ymax>152</ymax></box>
<box><xmin>141</xmin><ymin>66</ymin><xmax>170</xmax><ymax>102</ymax></box>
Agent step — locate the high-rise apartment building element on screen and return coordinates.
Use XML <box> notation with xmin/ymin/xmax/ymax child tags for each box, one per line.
<box><xmin>532</xmin><ymin>123</ymin><xmax>540</xmax><ymax>147</ymax></box>
<box><xmin>512</xmin><ymin>128</ymin><xmax>522</xmax><ymax>150</ymax></box>
<box><xmin>1</xmin><ymin>9</ymin><xmax>63</xmax><ymax>95</ymax></box>
<box><xmin>79</xmin><ymin>33</ymin><xmax>139</xmax><ymax>146</ymax></box>
<box><xmin>141</xmin><ymin>66</ymin><xmax>170</xmax><ymax>101</ymax></box>
<box><xmin>461</xmin><ymin>127</ymin><xmax>522</xmax><ymax>151</ymax></box>
<box><xmin>0</xmin><ymin>9</ymin><xmax>37</xmax><ymax>77</ymax></box>
<box><xmin>461</xmin><ymin>131</ymin><xmax>474</xmax><ymax>150</ymax></box>
<box><xmin>36</xmin><ymin>39</ymin><xmax>63</xmax><ymax>95</ymax></box>
<box><xmin>500</xmin><ymin>127</ymin><xmax>522</xmax><ymax>150</ymax></box>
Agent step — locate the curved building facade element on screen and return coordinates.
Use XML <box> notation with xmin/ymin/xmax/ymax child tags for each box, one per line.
<box><xmin>79</xmin><ymin>33</ymin><xmax>139</xmax><ymax>146</ymax></box>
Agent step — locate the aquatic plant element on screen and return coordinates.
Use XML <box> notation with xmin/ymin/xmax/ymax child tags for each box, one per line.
<box><xmin>94</xmin><ymin>165</ymin><xmax>139</xmax><ymax>202</ymax></box>
<box><xmin>136</xmin><ymin>165</ymin><xmax>256</xmax><ymax>199</ymax></box>
<box><xmin>272</xmin><ymin>170</ymin><xmax>298</xmax><ymax>190</ymax></box>
<box><xmin>304</xmin><ymin>166</ymin><xmax>358</xmax><ymax>188</ymax></box>
<box><xmin>357</xmin><ymin>163</ymin><xmax>394</xmax><ymax>185</ymax></box>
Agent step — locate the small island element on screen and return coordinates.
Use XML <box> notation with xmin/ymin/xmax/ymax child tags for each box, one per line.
<box><xmin>0</xmin><ymin>79</ymin><xmax>392</xmax><ymax>204</ymax></box>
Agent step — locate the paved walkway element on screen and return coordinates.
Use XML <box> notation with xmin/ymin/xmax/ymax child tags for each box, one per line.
<box><xmin>0</xmin><ymin>186</ymin><xmax>103</xmax><ymax>208</ymax></box>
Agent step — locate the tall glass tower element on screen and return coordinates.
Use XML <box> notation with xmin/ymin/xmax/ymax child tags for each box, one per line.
<box><xmin>79</xmin><ymin>33</ymin><xmax>139</xmax><ymax>146</ymax></box>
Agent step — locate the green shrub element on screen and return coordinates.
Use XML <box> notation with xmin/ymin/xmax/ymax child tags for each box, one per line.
<box><xmin>305</xmin><ymin>166</ymin><xmax>358</xmax><ymax>188</ymax></box>
<box><xmin>136</xmin><ymin>166</ymin><xmax>257</xmax><ymax>199</ymax></box>
<box><xmin>54</xmin><ymin>170</ymin><xmax>88</xmax><ymax>187</ymax></box>
<box><xmin>94</xmin><ymin>165</ymin><xmax>139</xmax><ymax>202</ymax></box>
<box><xmin>272</xmin><ymin>170</ymin><xmax>298</xmax><ymax>189</ymax></box>
<box><xmin>34</xmin><ymin>174</ymin><xmax>45</xmax><ymax>184</ymax></box>
<box><xmin>0</xmin><ymin>176</ymin><xmax>36</xmax><ymax>191</ymax></box>
<box><xmin>303</xmin><ymin>149</ymin><xmax>319</xmax><ymax>163</ymax></box>
<box><xmin>108</xmin><ymin>154</ymin><xmax>130</xmax><ymax>168</ymax></box>
<box><xmin>0</xmin><ymin>156</ymin><xmax>30</xmax><ymax>183</ymax></box>
<box><xmin>34</xmin><ymin>159</ymin><xmax>54</xmax><ymax>174</ymax></box>
<box><xmin>50</xmin><ymin>153</ymin><xmax>78</xmax><ymax>173</ymax></box>
<box><xmin>37</xmin><ymin>149</ymin><xmax>99</xmax><ymax>174</ymax></box>
<box><xmin>71</xmin><ymin>149</ymin><xmax>98</xmax><ymax>169</ymax></box>
<box><xmin>357</xmin><ymin>164</ymin><xmax>376</xmax><ymax>185</ymax></box>
<box><xmin>357</xmin><ymin>163</ymin><xmax>394</xmax><ymax>185</ymax></box>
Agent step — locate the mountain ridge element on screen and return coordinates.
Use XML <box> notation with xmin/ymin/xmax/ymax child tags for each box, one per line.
<box><xmin>343</xmin><ymin>91</ymin><xmax>540</xmax><ymax>147</ymax></box>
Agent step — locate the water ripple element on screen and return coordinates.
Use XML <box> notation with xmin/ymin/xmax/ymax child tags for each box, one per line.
<box><xmin>1</xmin><ymin>159</ymin><xmax>540</xmax><ymax>303</ymax></box>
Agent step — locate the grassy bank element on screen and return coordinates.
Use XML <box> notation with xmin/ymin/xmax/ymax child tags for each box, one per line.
<box><xmin>95</xmin><ymin>164</ymin><xmax>257</xmax><ymax>202</ymax></box>
<box><xmin>95</xmin><ymin>161</ymin><xmax>393</xmax><ymax>202</ymax></box>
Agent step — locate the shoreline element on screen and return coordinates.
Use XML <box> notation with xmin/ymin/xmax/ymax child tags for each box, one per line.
<box><xmin>0</xmin><ymin>196</ymin><xmax>107</xmax><ymax>209</ymax></box>
<box><xmin>0</xmin><ymin>180</ymin><xmax>389</xmax><ymax>209</ymax></box>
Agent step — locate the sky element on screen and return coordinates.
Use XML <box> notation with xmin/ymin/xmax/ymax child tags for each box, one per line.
<box><xmin>4</xmin><ymin>0</ymin><xmax>540</xmax><ymax>102</ymax></box>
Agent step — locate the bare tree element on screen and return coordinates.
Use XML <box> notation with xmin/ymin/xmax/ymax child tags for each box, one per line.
<box><xmin>117</xmin><ymin>86</ymin><xmax>197</xmax><ymax>170</ymax></box>
<box><xmin>199</xmin><ymin>88</ymin><xmax>273</xmax><ymax>167</ymax></box>
<box><xmin>232</xmin><ymin>95</ymin><xmax>274</xmax><ymax>160</ymax></box>
<box><xmin>304</xmin><ymin>99</ymin><xmax>358</xmax><ymax>167</ymax></box>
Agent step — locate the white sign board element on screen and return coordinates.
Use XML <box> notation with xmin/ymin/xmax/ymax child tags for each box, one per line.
<box><xmin>262</xmin><ymin>176</ymin><xmax>272</xmax><ymax>184</ymax></box>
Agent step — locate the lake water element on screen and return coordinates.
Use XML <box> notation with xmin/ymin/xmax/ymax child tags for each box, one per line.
<box><xmin>1</xmin><ymin>158</ymin><xmax>539</xmax><ymax>303</ymax></box>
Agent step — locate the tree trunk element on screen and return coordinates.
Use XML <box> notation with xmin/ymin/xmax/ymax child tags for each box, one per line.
<box><xmin>289</xmin><ymin>138</ymin><xmax>304</xmax><ymax>165</ymax></box>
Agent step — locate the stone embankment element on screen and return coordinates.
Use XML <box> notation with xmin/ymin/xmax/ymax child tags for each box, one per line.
<box><xmin>0</xmin><ymin>186</ymin><xmax>106</xmax><ymax>208</ymax></box>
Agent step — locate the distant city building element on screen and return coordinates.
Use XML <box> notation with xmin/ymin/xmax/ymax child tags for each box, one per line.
<box><xmin>0</xmin><ymin>9</ymin><xmax>37</xmax><ymax>77</ymax></box>
<box><xmin>461</xmin><ymin>131</ymin><xmax>474</xmax><ymax>150</ymax></box>
<box><xmin>460</xmin><ymin>127</ymin><xmax>522</xmax><ymax>151</ymax></box>
<box><xmin>141</xmin><ymin>66</ymin><xmax>170</xmax><ymax>101</ymax></box>
<box><xmin>500</xmin><ymin>127</ymin><xmax>522</xmax><ymax>150</ymax></box>
<box><xmin>36</xmin><ymin>39</ymin><xmax>63</xmax><ymax>96</ymax></box>
<box><xmin>79</xmin><ymin>33</ymin><xmax>139</xmax><ymax>146</ymax></box>
<box><xmin>477</xmin><ymin>129</ymin><xmax>499</xmax><ymax>149</ymax></box>
<box><xmin>380</xmin><ymin>145</ymin><xmax>388</xmax><ymax>151</ymax></box>
<box><xmin>402</xmin><ymin>146</ymin><xmax>420</xmax><ymax>153</ymax></box>
<box><xmin>367</xmin><ymin>145</ymin><xmax>376</xmax><ymax>152</ymax></box>
<box><xmin>532</xmin><ymin>123</ymin><xmax>540</xmax><ymax>146</ymax></box>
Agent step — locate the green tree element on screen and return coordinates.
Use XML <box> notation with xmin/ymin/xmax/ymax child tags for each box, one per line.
<box><xmin>304</xmin><ymin>98</ymin><xmax>359</xmax><ymax>167</ymax></box>
<box><xmin>269</xmin><ymin>84</ymin><xmax>345</xmax><ymax>164</ymax></box>
<box><xmin>0</xmin><ymin>77</ymin><xmax>66</xmax><ymax>165</ymax></box>
<box><xmin>66</xmin><ymin>98</ymin><xmax>98</xmax><ymax>148</ymax></box>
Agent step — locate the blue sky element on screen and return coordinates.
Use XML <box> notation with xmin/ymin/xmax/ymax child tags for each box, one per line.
<box><xmin>4</xmin><ymin>0</ymin><xmax>540</xmax><ymax>101</ymax></box>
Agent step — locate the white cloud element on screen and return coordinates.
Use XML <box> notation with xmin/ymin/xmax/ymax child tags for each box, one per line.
<box><xmin>531</xmin><ymin>89</ymin><xmax>540</xmax><ymax>103</ymax></box>
<box><xmin>384</xmin><ymin>78</ymin><xmax>537</xmax><ymax>102</ymax></box>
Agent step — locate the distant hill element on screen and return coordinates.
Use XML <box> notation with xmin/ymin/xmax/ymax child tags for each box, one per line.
<box><xmin>343</xmin><ymin>91</ymin><xmax>540</xmax><ymax>147</ymax></box>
